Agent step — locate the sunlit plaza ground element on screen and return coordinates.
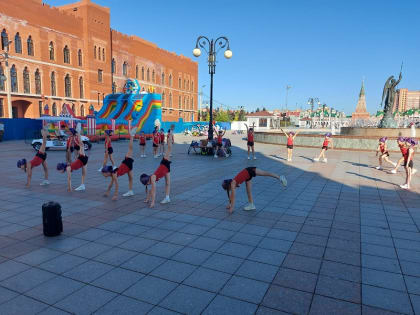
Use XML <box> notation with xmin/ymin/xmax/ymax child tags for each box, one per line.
<box><xmin>0</xmin><ymin>133</ymin><xmax>419</xmax><ymax>314</ymax></box>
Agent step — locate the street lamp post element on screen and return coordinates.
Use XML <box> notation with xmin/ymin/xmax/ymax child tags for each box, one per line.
<box><xmin>193</xmin><ymin>36</ymin><xmax>232</xmax><ymax>140</ymax></box>
<box><xmin>0</xmin><ymin>40</ymin><xmax>13</xmax><ymax>118</ymax></box>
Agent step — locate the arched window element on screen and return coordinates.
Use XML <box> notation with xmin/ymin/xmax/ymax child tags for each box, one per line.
<box><xmin>161</xmin><ymin>73</ymin><xmax>165</xmax><ymax>85</ymax></box>
<box><xmin>169</xmin><ymin>93</ymin><xmax>172</xmax><ymax>108</ymax></box>
<box><xmin>23</xmin><ymin>67</ymin><xmax>30</xmax><ymax>94</ymax></box>
<box><xmin>80</xmin><ymin>104</ymin><xmax>85</xmax><ymax>117</ymax></box>
<box><xmin>191</xmin><ymin>81</ymin><xmax>194</xmax><ymax>91</ymax></box>
<box><xmin>187</xmin><ymin>80</ymin><xmax>189</xmax><ymax>91</ymax></box>
<box><xmin>0</xmin><ymin>66</ymin><xmax>4</xmax><ymax>91</ymax></box>
<box><xmin>49</xmin><ymin>41</ymin><xmax>54</xmax><ymax>60</ymax></box>
<box><xmin>79</xmin><ymin>77</ymin><xmax>84</xmax><ymax>99</ymax></box>
<box><xmin>1</xmin><ymin>29</ymin><xmax>9</xmax><ymax>50</ymax></box>
<box><xmin>141</xmin><ymin>67</ymin><xmax>145</xmax><ymax>80</ymax></box>
<box><xmin>169</xmin><ymin>74</ymin><xmax>172</xmax><ymax>87</ymax></box>
<box><xmin>178</xmin><ymin>77</ymin><xmax>181</xmax><ymax>88</ymax></box>
<box><xmin>94</xmin><ymin>45</ymin><xmax>97</xmax><ymax>59</ymax></box>
<box><xmin>97</xmin><ymin>47</ymin><xmax>101</xmax><ymax>60</ymax></box>
<box><xmin>65</xmin><ymin>74</ymin><xmax>71</xmax><ymax>97</ymax></box>
<box><xmin>135</xmin><ymin>65</ymin><xmax>139</xmax><ymax>79</ymax></box>
<box><xmin>27</xmin><ymin>36</ymin><xmax>34</xmax><ymax>56</ymax></box>
<box><xmin>191</xmin><ymin>97</ymin><xmax>194</xmax><ymax>109</ymax></box>
<box><xmin>72</xmin><ymin>103</ymin><xmax>76</xmax><ymax>116</ymax></box>
<box><xmin>183</xmin><ymin>96</ymin><xmax>186</xmax><ymax>108</ymax></box>
<box><xmin>152</xmin><ymin>70</ymin><xmax>155</xmax><ymax>82</ymax></box>
<box><xmin>146</xmin><ymin>68</ymin><xmax>150</xmax><ymax>81</ymax></box>
<box><xmin>102</xmin><ymin>48</ymin><xmax>105</xmax><ymax>61</ymax></box>
<box><xmin>52</xmin><ymin>103</ymin><xmax>57</xmax><ymax>116</ymax></box>
<box><xmin>14</xmin><ymin>33</ymin><xmax>22</xmax><ymax>53</ymax></box>
<box><xmin>10</xmin><ymin>65</ymin><xmax>18</xmax><ymax>92</ymax></box>
<box><xmin>111</xmin><ymin>58</ymin><xmax>116</xmax><ymax>74</ymax></box>
<box><xmin>123</xmin><ymin>62</ymin><xmax>128</xmax><ymax>76</ymax></box>
<box><xmin>162</xmin><ymin>91</ymin><xmax>165</xmax><ymax>107</ymax></box>
<box><xmin>35</xmin><ymin>69</ymin><xmax>41</xmax><ymax>94</ymax></box>
<box><xmin>63</xmin><ymin>45</ymin><xmax>70</xmax><ymax>64</ymax></box>
<box><xmin>184</xmin><ymin>79</ymin><xmax>186</xmax><ymax>90</ymax></box>
<box><xmin>178</xmin><ymin>95</ymin><xmax>181</xmax><ymax>108</ymax></box>
<box><xmin>51</xmin><ymin>72</ymin><xmax>56</xmax><ymax>96</ymax></box>
<box><xmin>78</xmin><ymin>49</ymin><xmax>82</xmax><ymax>66</ymax></box>
<box><xmin>112</xmin><ymin>82</ymin><xmax>116</xmax><ymax>94</ymax></box>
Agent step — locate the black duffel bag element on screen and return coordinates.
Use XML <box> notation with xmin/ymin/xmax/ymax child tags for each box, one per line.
<box><xmin>42</xmin><ymin>202</ymin><xmax>63</xmax><ymax>237</ymax></box>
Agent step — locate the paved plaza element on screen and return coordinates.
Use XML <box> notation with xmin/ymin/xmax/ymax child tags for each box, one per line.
<box><xmin>0</xmin><ymin>133</ymin><xmax>419</xmax><ymax>314</ymax></box>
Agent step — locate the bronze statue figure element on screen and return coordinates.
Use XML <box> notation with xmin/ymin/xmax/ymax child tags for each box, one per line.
<box><xmin>379</xmin><ymin>64</ymin><xmax>402</xmax><ymax>128</ymax></box>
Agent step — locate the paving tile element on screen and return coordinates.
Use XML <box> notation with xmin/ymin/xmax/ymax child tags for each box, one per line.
<box><xmin>328</xmin><ymin>238</ymin><xmax>360</xmax><ymax>253</ymax></box>
<box><xmin>324</xmin><ymin>247</ymin><xmax>361</xmax><ymax>266</ymax></box>
<box><xmin>282</xmin><ymin>254</ymin><xmax>321</xmax><ymax>274</ymax></box>
<box><xmin>361</xmin><ymin>243</ymin><xmax>398</xmax><ymax>259</ymax></box>
<box><xmin>94</xmin><ymin>247</ymin><xmax>137</xmax><ymax>266</ymax></box>
<box><xmin>181</xmin><ymin>224</ymin><xmax>210</xmax><ymax>236</ymax></box>
<box><xmin>69</xmin><ymin>242</ymin><xmax>112</xmax><ymax>259</ymax></box>
<box><xmin>216</xmin><ymin>221</ymin><xmax>244</xmax><ymax>231</ymax></box>
<box><xmin>92</xmin><ymin>267</ymin><xmax>144</xmax><ymax>293</ymax></box>
<box><xmin>189</xmin><ymin>236</ymin><xmax>224</xmax><ymax>251</ymax></box>
<box><xmin>120</xmin><ymin>253</ymin><xmax>165</xmax><ymax>273</ymax></box>
<box><xmin>315</xmin><ymin>275</ymin><xmax>361</xmax><ymax>303</ymax></box>
<box><xmin>248</xmin><ymin>248</ymin><xmax>286</xmax><ymax>266</ymax></box>
<box><xmin>236</xmin><ymin>260</ymin><xmax>278</xmax><ymax>283</ymax></box>
<box><xmin>410</xmin><ymin>294</ymin><xmax>420</xmax><ymax>315</ymax></box>
<box><xmin>289</xmin><ymin>242</ymin><xmax>325</xmax><ymax>259</ymax></box>
<box><xmin>123</xmin><ymin>275</ymin><xmax>177</xmax><ymax>304</ymax></box>
<box><xmin>39</xmin><ymin>253</ymin><xmax>87</xmax><ymax>274</ymax></box>
<box><xmin>361</xmin><ymin>305</ymin><xmax>401</xmax><ymax>315</ymax></box>
<box><xmin>151</xmin><ymin>259</ymin><xmax>196</xmax><ymax>282</ymax></box>
<box><xmin>164</xmin><ymin>231</ymin><xmax>198</xmax><ymax>245</ymax></box>
<box><xmin>172</xmin><ymin>247</ymin><xmax>212</xmax><ymax>265</ymax></box>
<box><xmin>295</xmin><ymin>233</ymin><xmax>328</xmax><ymax>247</ymax></box>
<box><xmin>362</xmin><ymin>254</ymin><xmax>401</xmax><ymax>273</ymax></box>
<box><xmin>221</xmin><ymin>275</ymin><xmax>269</xmax><ymax>304</ymax></box>
<box><xmin>309</xmin><ymin>294</ymin><xmax>361</xmax><ymax>315</ymax></box>
<box><xmin>160</xmin><ymin>284</ymin><xmax>215</xmax><ymax>315</ymax></box>
<box><xmin>143</xmin><ymin>241</ymin><xmax>183</xmax><ymax>259</ymax></box>
<box><xmin>204</xmin><ymin>227</ymin><xmax>236</xmax><ymax>240</ymax></box>
<box><xmin>117</xmin><ymin>236</ymin><xmax>157</xmax><ymax>252</ymax></box>
<box><xmin>203</xmin><ymin>295</ymin><xmax>258</xmax><ymax>315</ymax></box>
<box><xmin>397</xmin><ymin>248</ymin><xmax>420</xmax><ymax>264</ymax></box>
<box><xmin>273</xmin><ymin>267</ymin><xmax>318</xmax><ymax>293</ymax></box>
<box><xmin>202</xmin><ymin>253</ymin><xmax>244</xmax><ymax>274</ymax></box>
<box><xmin>362</xmin><ymin>284</ymin><xmax>413</xmax><ymax>314</ymax></box>
<box><xmin>96</xmin><ymin>232</ymin><xmax>133</xmax><ymax>246</ymax></box>
<box><xmin>262</xmin><ymin>285</ymin><xmax>312</xmax><ymax>314</ymax></box>
<box><xmin>95</xmin><ymin>295</ymin><xmax>153</xmax><ymax>315</ymax></box>
<box><xmin>0</xmin><ymin>286</ymin><xmax>19</xmax><ymax>304</ymax></box>
<box><xmin>400</xmin><ymin>260</ymin><xmax>420</xmax><ymax>277</ymax></box>
<box><xmin>74</xmin><ymin>228</ymin><xmax>110</xmax><ymax>241</ymax></box>
<box><xmin>0</xmin><ymin>295</ymin><xmax>49</xmax><ymax>315</ymax></box>
<box><xmin>320</xmin><ymin>260</ymin><xmax>361</xmax><ymax>283</ymax></box>
<box><xmin>230</xmin><ymin>232</ymin><xmax>263</xmax><ymax>246</ymax></box>
<box><xmin>405</xmin><ymin>275</ymin><xmax>420</xmax><ymax>295</ymax></box>
<box><xmin>147</xmin><ymin>306</ymin><xmax>180</xmax><ymax>315</ymax></box>
<box><xmin>184</xmin><ymin>267</ymin><xmax>231</xmax><ymax>292</ymax></box>
<box><xmin>1</xmin><ymin>267</ymin><xmax>56</xmax><ymax>293</ymax></box>
<box><xmin>240</xmin><ymin>224</ymin><xmax>270</xmax><ymax>236</ymax></box>
<box><xmin>217</xmin><ymin>242</ymin><xmax>254</xmax><ymax>258</ymax></box>
<box><xmin>15</xmin><ymin>247</ymin><xmax>61</xmax><ymax>266</ymax></box>
<box><xmin>266</xmin><ymin>229</ymin><xmax>297</xmax><ymax>241</ymax></box>
<box><xmin>362</xmin><ymin>268</ymin><xmax>406</xmax><ymax>292</ymax></box>
<box><xmin>26</xmin><ymin>276</ymin><xmax>84</xmax><ymax>305</ymax></box>
<box><xmin>55</xmin><ymin>284</ymin><xmax>117</xmax><ymax>315</ymax></box>
<box><xmin>37</xmin><ymin>306</ymin><xmax>72</xmax><ymax>315</ymax></box>
<box><xmin>258</xmin><ymin>237</ymin><xmax>292</xmax><ymax>252</ymax></box>
<box><xmin>0</xmin><ymin>259</ymin><xmax>31</xmax><ymax>281</ymax></box>
<box><xmin>256</xmin><ymin>306</ymin><xmax>290</xmax><ymax>315</ymax></box>
<box><xmin>63</xmin><ymin>260</ymin><xmax>114</xmax><ymax>283</ymax></box>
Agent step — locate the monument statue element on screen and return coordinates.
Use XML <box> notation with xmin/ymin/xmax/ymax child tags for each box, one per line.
<box><xmin>379</xmin><ymin>65</ymin><xmax>402</xmax><ymax>128</ymax></box>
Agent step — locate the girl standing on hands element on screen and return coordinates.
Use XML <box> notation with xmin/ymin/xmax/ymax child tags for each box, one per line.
<box><xmin>17</xmin><ymin>127</ymin><xmax>49</xmax><ymax>187</ymax></box>
<box><xmin>314</xmin><ymin>133</ymin><xmax>333</xmax><ymax>163</ymax></box>
<box><xmin>400</xmin><ymin>138</ymin><xmax>417</xmax><ymax>190</ymax></box>
<box><xmin>101</xmin><ymin>128</ymin><xmax>137</xmax><ymax>200</ymax></box>
<box><xmin>99</xmin><ymin>130</ymin><xmax>115</xmax><ymax>171</ymax></box>
<box><xmin>140</xmin><ymin>136</ymin><xmax>173</xmax><ymax>208</ymax></box>
<box><xmin>375</xmin><ymin>137</ymin><xmax>396</xmax><ymax>170</ymax></box>
<box><xmin>281</xmin><ymin>129</ymin><xmax>299</xmax><ymax>161</ymax></box>
<box><xmin>222</xmin><ymin>168</ymin><xmax>287</xmax><ymax>213</ymax></box>
<box><xmin>245</xmin><ymin>124</ymin><xmax>256</xmax><ymax>160</ymax></box>
<box><xmin>56</xmin><ymin>124</ymin><xmax>88</xmax><ymax>192</ymax></box>
<box><xmin>139</xmin><ymin>131</ymin><xmax>146</xmax><ymax>157</ymax></box>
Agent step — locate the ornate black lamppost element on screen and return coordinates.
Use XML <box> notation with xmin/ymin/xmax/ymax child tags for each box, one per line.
<box><xmin>192</xmin><ymin>36</ymin><xmax>232</xmax><ymax>140</ymax></box>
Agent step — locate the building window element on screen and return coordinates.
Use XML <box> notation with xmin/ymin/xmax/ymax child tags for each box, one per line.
<box><xmin>80</xmin><ymin>104</ymin><xmax>85</xmax><ymax>116</ymax></box>
<box><xmin>51</xmin><ymin>72</ymin><xmax>56</xmax><ymax>96</ymax></box>
<box><xmin>65</xmin><ymin>74</ymin><xmax>71</xmax><ymax>97</ymax></box>
<box><xmin>0</xmin><ymin>66</ymin><xmax>4</xmax><ymax>91</ymax></box>
<box><xmin>98</xmin><ymin>69</ymin><xmax>103</xmax><ymax>82</ymax></box>
<box><xmin>0</xmin><ymin>99</ymin><xmax>3</xmax><ymax>117</ymax></box>
<box><xmin>191</xmin><ymin>81</ymin><xmax>194</xmax><ymax>91</ymax></box>
<box><xmin>97</xmin><ymin>47</ymin><xmax>101</xmax><ymax>60</ymax></box>
<box><xmin>187</xmin><ymin>80</ymin><xmax>190</xmax><ymax>91</ymax></box>
<box><xmin>259</xmin><ymin>118</ymin><xmax>267</xmax><ymax>127</ymax></box>
<box><xmin>184</xmin><ymin>79</ymin><xmax>186</xmax><ymax>90</ymax></box>
<box><xmin>11</xmin><ymin>65</ymin><xmax>18</xmax><ymax>92</ymax></box>
<box><xmin>94</xmin><ymin>46</ymin><xmax>97</xmax><ymax>59</ymax></box>
<box><xmin>178</xmin><ymin>77</ymin><xmax>181</xmax><ymax>88</ymax></box>
<box><xmin>191</xmin><ymin>97</ymin><xmax>193</xmax><ymax>109</ymax></box>
<box><xmin>102</xmin><ymin>48</ymin><xmax>105</xmax><ymax>61</ymax></box>
<box><xmin>72</xmin><ymin>103</ymin><xmax>76</xmax><ymax>116</ymax></box>
<box><xmin>111</xmin><ymin>58</ymin><xmax>116</xmax><ymax>74</ymax></box>
<box><xmin>35</xmin><ymin>69</ymin><xmax>41</xmax><ymax>94</ymax></box>
<box><xmin>52</xmin><ymin>103</ymin><xmax>57</xmax><ymax>116</ymax></box>
<box><xmin>135</xmin><ymin>65</ymin><xmax>139</xmax><ymax>79</ymax></box>
<box><xmin>178</xmin><ymin>95</ymin><xmax>181</xmax><ymax>108</ymax></box>
<box><xmin>123</xmin><ymin>62</ymin><xmax>128</xmax><ymax>76</ymax></box>
<box><xmin>27</xmin><ymin>36</ymin><xmax>34</xmax><ymax>56</ymax></box>
<box><xmin>49</xmin><ymin>41</ymin><xmax>54</xmax><ymax>60</ymax></box>
<box><xmin>112</xmin><ymin>82</ymin><xmax>116</xmax><ymax>94</ymax></box>
<box><xmin>63</xmin><ymin>45</ymin><xmax>70</xmax><ymax>64</ymax></box>
<box><xmin>152</xmin><ymin>70</ymin><xmax>155</xmax><ymax>82</ymax></box>
<box><xmin>38</xmin><ymin>101</ymin><xmax>42</xmax><ymax>116</ymax></box>
<box><xmin>146</xmin><ymin>68</ymin><xmax>150</xmax><ymax>81</ymax></box>
<box><xmin>23</xmin><ymin>67</ymin><xmax>30</xmax><ymax>94</ymax></box>
<box><xmin>78</xmin><ymin>49</ymin><xmax>82</xmax><ymax>66</ymax></box>
<box><xmin>169</xmin><ymin>74</ymin><xmax>172</xmax><ymax>87</ymax></box>
<box><xmin>161</xmin><ymin>73</ymin><xmax>165</xmax><ymax>85</ymax></box>
<box><xmin>79</xmin><ymin>77</ymin><xmax>84</xmax><ymax>98</ymax></box>
<box><xmin>141</xmin><ymin>67</ymin><xmax>144</xmax><ymax>80</ymax></box>
<box><xmin>14</xmin><ymin>33</ymin><xmax>22</xmax><ymax>53</ymax></box>
<box><xmin>1</xmin><ymin>29</ymin><xmax>8</xmax><ymax>50</ymax></box>
<box><xmin>162</xmin><ymin>91</ymin><xmax>165</xmax><ymax>107</ymax></box>
<box><xmin>169</xmin><ymin>93</ymin><xmax>172</xmax><ymax>108</ymax></box>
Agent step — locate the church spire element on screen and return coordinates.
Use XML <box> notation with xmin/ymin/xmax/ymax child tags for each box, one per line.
<box><xmin>359</xmin><ymin>80</ymin><xmax>365</xmax><ymax>97</ymax></box>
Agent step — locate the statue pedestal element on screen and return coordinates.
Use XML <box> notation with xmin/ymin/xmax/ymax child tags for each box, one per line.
<box><xmin>379</xmin><ymin>115</ymin><xmax>398</xmax><ymax>128</ymax></box>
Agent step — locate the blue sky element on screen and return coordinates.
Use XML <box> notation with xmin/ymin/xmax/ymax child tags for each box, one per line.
<box><xmin>47</xmin><ymin>0</ymin><xmax>420</xmax><ymax>114</ymax></box>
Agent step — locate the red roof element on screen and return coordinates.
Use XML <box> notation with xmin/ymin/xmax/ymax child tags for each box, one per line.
<box><xmin>300</xmin><ymin>117</ymin><xmax>312</xmax><ymax>121</ymax></box>
<box><xmin>246</xmin><ymin>111</ymin><xmax>274</xmax><ymax>117</ymax></box>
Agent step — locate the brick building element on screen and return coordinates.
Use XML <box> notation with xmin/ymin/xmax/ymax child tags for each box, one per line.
<box><xmin>0</xmin><ymin>0</ymin><xmax>198</xmax><ymax>121</ymax></box>
<box><xmin>393</xmin><ymin>89</ymin><xmax>420</xmax><ymax>113</ymax></box>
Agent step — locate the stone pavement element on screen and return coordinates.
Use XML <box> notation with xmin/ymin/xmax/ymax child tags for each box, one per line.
<box><xmin>0</xmin><ymin>133</ymin><xmax>419</xmax><ymax>314</ymax></box>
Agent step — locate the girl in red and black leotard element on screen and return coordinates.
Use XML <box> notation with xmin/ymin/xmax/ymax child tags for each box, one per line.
<box><xmin>245</xmin><ymin>124</ymin><xmax>255</xmax><ymax>160</ymax></box>
<box><xmin>100</xmin><ymin>130</ymin><xmax>115</xmax><ymax>172</ymax></box>
<box><xmin>400</xmin><ymin>138</ymin><xmax>417</xmax><ymax>190</ymax></box>
<box><xmin>140</xmin><ymin>136</ymin><xmax>173</xmax><ymax>208</ymax></box>
<box><xmin>139</xmin><ymin>131</ymin><xmax>147</xmax><ymax>157</ymax></box>
<box><xmin>222</xmin><ymin>167</ymin><xmax>287</xmax><ymax>213</ymax></box>
<box><xmin>375</xmin><ymin>137</ymin><xmax>396</xmax><ymax>170</ymax></box>
<box><xmin>102</xmin><ymin>128</ymin><xmax>136</xmax><ymax>200</ymax></box>
<box><xmin>281</xmin><ymin>129</ymin><xmax>299</xmax><ymax>162</ymax></box>
<box><xmin>314</xmin><ymin>133</ymin><xmax>333</xmax><ymax>163</ymax></box>
<box><xmin>57</xmin><ymin>124</ymin><xmax>88</xmax><ymax>192</ymax></box>
<box><xmin>17</xmin><ymin>127</ymin><xmax>49</xmax><ymax>187</ymax></box>
<box><xmin>152</xmin><ymin>130</ymin><xmax>160</xmax><ymax>158</ymax></box>
<box><xmin>66</xmin><ymin>129</ymin><xmax>81</xmax><ymax>163</ymax></box>
<box><xmin>214</xmin><ymin>129</ymin><xmax>227</xmax><ymax>158</ymax></box>
<box><xmin>391</xmin><ymin>137</ymin><xmax>411</xmax><ymax>174</ymax></box>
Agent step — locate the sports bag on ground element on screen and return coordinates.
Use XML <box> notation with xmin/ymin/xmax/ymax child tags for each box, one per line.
<box><xmin>42</xmin><ymin>202</ymin><xmax>63</xmax><ymax>237</ymax></box>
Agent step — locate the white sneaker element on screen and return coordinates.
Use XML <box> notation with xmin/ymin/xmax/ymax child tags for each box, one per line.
<box><xmin>279</xmin><ymin>175</ymin><xmax>287</xmax><ymax>187</ymax></box>
<box><xmin>113</xmin><ymin>166</ymin><xmax>117</xmax><ymax>170</ymax></box>
<box><xmin>413</xmin><ymin>169</ymin><xmax>418</xmax><ymax>175</ymax></box>
<box><xmin>75</xmin><ymin>184</ymin><xmax>85</xmax><ymax>191</ymax></box>
<box><xmin>375</xmin><ymin>166</ymin><xmax>382</xmax><ymax>170</ymax></box>
<box><xmin>244</xmin><ymin>203</ymin><xmax>256</xmax><ymax>211</ymax></box>
<box><xmin>226</xmin><ymin>154</ymin><xmax>230</xmax><ymax>157</ymax></box>
<box><xmin>160</xmin><ymin>197</ymin><xmax>171</xmax><ymax>204</ymax></box>
<box><xmin>123</xmin><ymin>190</ymin><xmax>134</xmax><ymax>197</ymax></box>
<box><xmin>40</xmin><ymin>180</ymin><xmax>50</xmax><ymax>186</ymax></box>
<box><xmin>214</xmin><ymin>155</ymin><xmax>218</xmax><ymax>158</ymax></box>
<box><xmin>390</xmin><ymin>169</ymin><xmax>397</xmax><ymax>174</ymax></box>
<box><xmin>322</xmin><ymin>158</ymin><xmax>328</xmax><ymax>163</ymax></box>
<box><xmin>253</xmin><ymin>157</ymin><xmax>257</xmax><ymax>160</ymax></box>
<box><xmin>314</xmin><ymin>158</ymin><xmax>319</xmax><ymax>162</ymax></box>
<box><xmin>98</xmin><ymin>167</ymin><xmax>103</xmax><ymax>172</ymax></box>
<box><xmin>248</xmin><ymin>157</ymin><xmax>250</xmax><ymax>160</ymax></box>
<box><xmin>400</xmin><ymin>184</ymin><xmax>409</xmax><ymax>189</ymax></box>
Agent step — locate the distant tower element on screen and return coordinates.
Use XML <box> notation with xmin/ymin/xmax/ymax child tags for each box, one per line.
<box><xmin>352</xmin><ymin>80</ymin><xmax>370</xmax><ymax>120</ymax></box>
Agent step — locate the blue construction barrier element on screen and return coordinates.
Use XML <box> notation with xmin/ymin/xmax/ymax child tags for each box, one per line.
<box><xmin>0</xmin><ymin>118</ymin><xmax>42</xmax><ymax>141</ymax></box>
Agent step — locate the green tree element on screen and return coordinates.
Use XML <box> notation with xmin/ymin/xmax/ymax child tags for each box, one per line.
<box><xmin>256</xmin><ymin>107</ymin><xmax>260</xmax><ymax>112</ymax></box>
<box><xmin>215</xmin><ymin>110</ymin><xmax>230</xmax><ymax>122</ymax></box>
<box><xmin>238</xmin><ymin>109</ymin><xmax>246</xmax><ymax>121</ymax></box>
<box><xmin>262</xmin><ymin>107</ymin><xmax>267</xmax><ymax>111</ymax></box>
